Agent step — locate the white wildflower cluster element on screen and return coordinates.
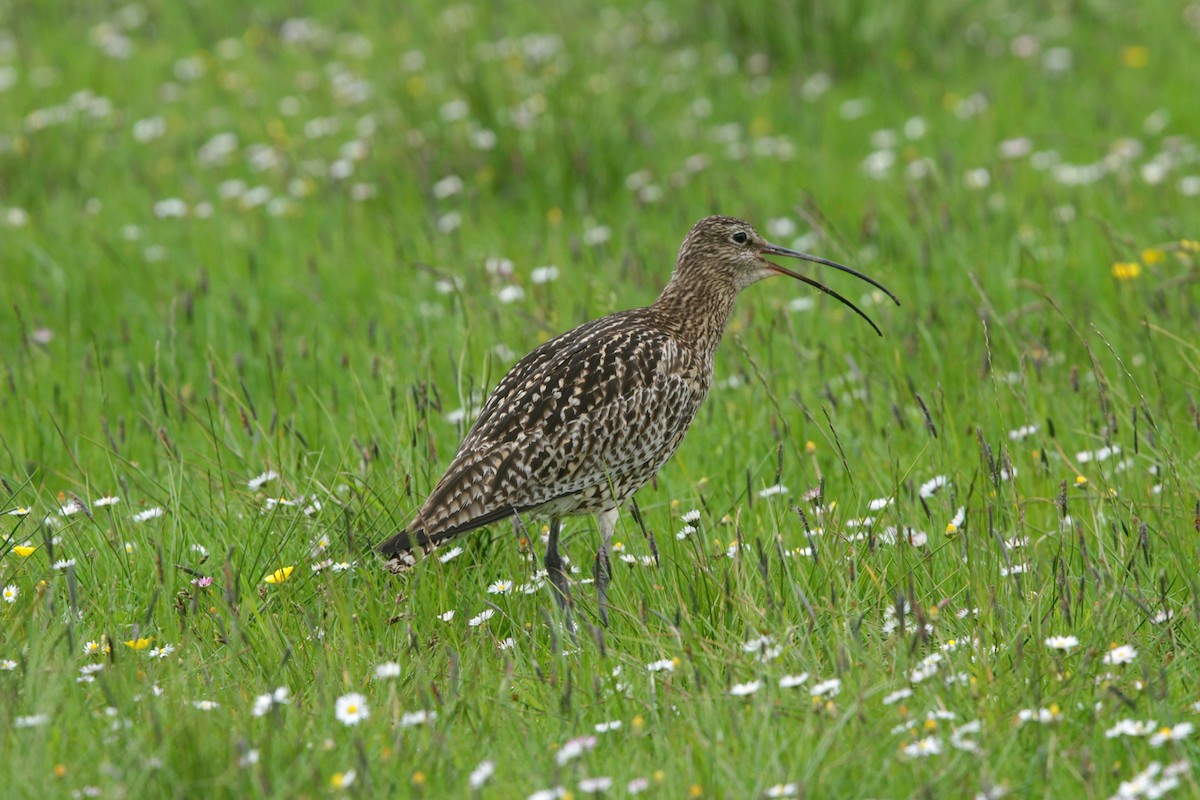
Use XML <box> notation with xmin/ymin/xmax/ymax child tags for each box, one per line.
<box><xmin>1017</xmin><ymin>706</ymin><xmax>1062</xmax><ymax>725</ymax></box>
<box><xmin>741</xmin><ymin>635</ymin><xmax>783</xmax><ymax>662</ymax></box>
<box><xmin>1109</xmin><ymin>760</ymin><xmax>1189</xmax><ymax>800</ymax></box>
<box><xmin>252</xmin><ymin>687</ymin><xmax>291</xmax><ymax>717</ymax></box>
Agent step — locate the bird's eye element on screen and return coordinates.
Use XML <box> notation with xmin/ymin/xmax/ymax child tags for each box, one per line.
<box><xmin>732</xmin><ymin>231</ymin><xmax>749</xmax><ymax>245</ymax></box>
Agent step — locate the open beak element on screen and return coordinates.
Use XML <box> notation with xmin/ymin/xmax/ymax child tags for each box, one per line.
<box><xmin>760</xmin><ymin>242</ymin><xmax>900</xmax><ymax>337</ymax></box>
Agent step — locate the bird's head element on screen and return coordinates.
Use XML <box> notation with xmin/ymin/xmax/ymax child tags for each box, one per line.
<box><xmin>674</xmin><ymin>215</ymin><xmax>899</xmax><ymax>335</ymax></box>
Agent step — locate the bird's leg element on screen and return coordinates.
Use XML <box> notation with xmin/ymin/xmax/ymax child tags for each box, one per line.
<box><xmin>594</xmin><ymin>508</ymin><xmax>618</xmax><ymax>627</ymax></box>
<box><xmin>544</xmin><ymin>518</ymin><xmax>574</xmax><ymax>632</ymax></box>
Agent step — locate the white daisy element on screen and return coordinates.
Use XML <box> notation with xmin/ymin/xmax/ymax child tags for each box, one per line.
<box><xmin>247</xmin><ymin>470</ymin><xmax>279</xmax><ymax>490</ymax></box>
<box><xmin>918</xmin><ymin>475</ymin><xmax>948</xmax><ymax>498</ymax></box>
<box><xmin>1149</xmin><ymin>722</ymin><xmax>1194</xmax><ymax>747</ymax></box>
<box><xmin>1044</xmin><ymin>635</ymin><xmax>1079</xmax><ymax>652</ymax></box>
<box><xmin>399</xmin><ymin>710</ymin><xmax>436</xmax><ymax>728</ymax></box>
<box><xmin>132</xmin><ymin>507</ymin><xmax>164</xmax><ymax>522</ymax></box>
<box><xmin>578</xmin><ymin>777</ymin><xmax>612</xmax><ymax>793</ymax></box>
<box><xmin>148</xmin><ymin>644</ymin><xmax>176</xmax><ymax>659</ymax></box>
<box><xmin>59</xmin><ymin>500</ymin><xmax>85</xmax><ymax>516</ymax></box>
<box><xmin>1102</xmin><ymin>644</ymin><xmax>1137</xmax><ymax>665</ymax></box>
<box><xmin>14</xmin><ymin>714</ymin><xmax>50</xmax><ymax>728</ymax></box>
<box><xmin>1151</xmin><ymin>609</ymin><xmax>1174</xmax><ymax>625</ymax></box>
<box><xmin>252</xmin><ymin>686</ymin><xmax>291</xmax><ymax>717</ymax></box>
<box><xmin>1017</xmin><ymin>706</ymin><xmax>1061</xmax><ymax>724</ymax></box>
<box><xmin>334</xmin><ymin>692</ymin><xmax>369</xmax><ymax>726</ymax></box>
<box><xmin>374</xmin><ymin>662</ymin><xmax>401</xmax><ymax>679</ymax></box>
<box><xmin>469</xmin><ymin>760</ymin><xmax>495</xmax><ymax>789</ymax></box>
<box><xmin>1106</xmin><ymin>719</ymin><xmax>1157</xmax><ymax>738</ymax></box>
<box><xmin>555</xmin><ymin>735</ymin><xmax>597</xmax><ymax>766</ymax></box>
<box><xmin>948</xmin><ymin>720</ymin><xmax>981</xmax><ymax>753</ymax></box>
<box><xmin>902</xmin><ymin>736</ymin><xmax>942</xmax><ymax>758</ymax></box>
<box><xmin>1008</xmin><ymin>424</ymin><xmax>1038</xmax><ymax>441</ymax></box>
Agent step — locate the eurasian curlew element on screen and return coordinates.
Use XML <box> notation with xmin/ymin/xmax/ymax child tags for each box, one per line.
<box><xmin>380</xmin><ymin>215</ymin><xmax>898</xmax><ymax>626</ymax></box>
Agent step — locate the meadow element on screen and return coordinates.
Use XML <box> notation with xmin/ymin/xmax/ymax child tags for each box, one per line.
<box><xmin>2</xmin><ymin>0</ymin><xmax>1199</xmax><ymax>797</ymax></box>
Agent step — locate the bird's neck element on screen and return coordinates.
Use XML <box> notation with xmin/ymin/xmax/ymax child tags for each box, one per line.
<box><xmin>651</xmin><ymin>271</ymin><xmax>740</xmax><ymax>360</ymax></box>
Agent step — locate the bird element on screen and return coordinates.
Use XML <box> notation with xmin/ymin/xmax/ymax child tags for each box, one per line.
<box><xmin>379</xmin><ymin>215</ymin><xmax>898</xmax><ymax>627</ymax></box>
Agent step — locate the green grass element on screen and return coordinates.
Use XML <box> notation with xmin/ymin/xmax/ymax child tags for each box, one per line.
<box><xmin>2</xmin><ymin>0</ymin><xmax>1199</xmax><ymax>797</ymax></box>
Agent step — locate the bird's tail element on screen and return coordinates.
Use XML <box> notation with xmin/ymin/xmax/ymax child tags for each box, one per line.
<box><xmin>378</xmin><ymin>520</ymin><xmax>455</xmax><ymax>574</ymax></box>
<box><xmin>378</xmin><ymin>507</ymin><xmax>525</xmax><ymax>574</ymax></box>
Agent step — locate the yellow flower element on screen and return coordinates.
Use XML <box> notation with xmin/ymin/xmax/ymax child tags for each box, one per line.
<box><xmin>805</xmin><ymin>440</ymin><xmax>817</xmax><ymax>454</ymax></box>
<box><xmin>546</xmin><ymin>207</ymin><xmax>563</xmax><ymax>225</ymax></box>
<box><xmin>263</xmin><ymin>566</ymin><xmax>295</xmax><ymax>585</ymax></box>
<box><xmin>124</xmin><ymin>636</ymin><xmax>153</xmax><ymax>650</ymax></box>
<box><xmin>1111</xmin><ymin>261</ymin><xmax>1142</xmax><ymax>281</ymax></box>
<box><xmin>411</xmin><ymin>771</ymin><xmax>426</xmax><ymax>786</ymax></box>
<box><xmin>1075</xmin><ymin>475</ymin><xmax>1088</xmax><ymax>486</ymax></box>
<box><xmin>330</xmin><ymin>770</ymin><xmax>356</xmax><ymax>789</ymax></box>
<box><xmin>1141</xmin><ymin>248</ymin><xmax>1165</xmax><ymax>265</ymax></box>
<box><xmin>1180</xmin><ymin>240</ymin><xmax>1199</xmax><ymax>253</ymax></box>
<box><xmin>12</xmin><ymin>545</ymin><xmax>37</xmax><ymax>558</ymax></box>
<box><xmin>1120</xmin><ymin>46</ymin><xmax>1148</xmax><ymax>69</ymax></box>
<box><xmin>945</xmin><ymin>523</ymin><xmax>958</xmax><ymax>534</ymax></box>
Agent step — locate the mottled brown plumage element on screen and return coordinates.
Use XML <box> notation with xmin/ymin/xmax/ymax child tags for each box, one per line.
<box><xmin>380</xmin><ymin>215</ymin><xmax>897</xmax><ymax>625</ymax></box>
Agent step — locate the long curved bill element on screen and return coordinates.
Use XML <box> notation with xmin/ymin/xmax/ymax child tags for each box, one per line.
<box><xmin>760</xmin><ymin>242</ymin><xmax>900</xmax><ymax>337</ymax></box>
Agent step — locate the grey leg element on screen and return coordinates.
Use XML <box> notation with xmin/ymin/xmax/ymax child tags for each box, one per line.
<box><xmin>544</xmin><ymin>518</ymin><xmax>574</xmax><ymax>632</ymax></box>
<box><xmin>594</xmin><ymin>508</ymin><xmax>618</xmax><ymax>627</ymax></box>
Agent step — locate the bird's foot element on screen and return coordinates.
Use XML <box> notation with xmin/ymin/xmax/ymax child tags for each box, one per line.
<box><xmin>545</xmin><ymin>561</ymin><xmax>575</xmax><ymax>637</ymax></box>
<box><xmin>550</xmin><ymin>573</ymin><xmax>575</xmax><ymax>638</ymax></box>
